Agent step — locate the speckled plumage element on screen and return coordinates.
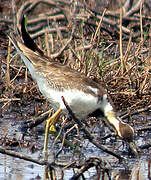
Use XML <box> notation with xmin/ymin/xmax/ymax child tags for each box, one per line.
<box><xmin>9</xmin><ymin>37</ymin><xmax>107</xmax><ymax>119</ymax></box>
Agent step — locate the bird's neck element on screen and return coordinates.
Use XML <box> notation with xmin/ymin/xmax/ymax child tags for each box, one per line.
<box><xmin>104</xmin><ymin>110</ymin><xmax>121</xmax><ymax>136</ymax></box>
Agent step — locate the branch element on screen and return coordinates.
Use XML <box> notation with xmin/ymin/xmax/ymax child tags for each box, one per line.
<box><xmin>70</xmin><ymin>157</ymin><xmax>110</xmax><ymax>180</ymax></box>
<box><xmin>61</xmin><ymin>96</ymin><xmax>124</xmax><ymax>160</ymax></box>
<box><xmin>0</xmin><ymin>147</ymin><xmax>49</xmax><ymax>166</ymax></box>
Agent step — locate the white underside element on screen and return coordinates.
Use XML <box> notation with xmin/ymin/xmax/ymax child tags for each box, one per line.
<box><xmin>37</xmin><ymin>75</ymin><xmax>100</xmax><ymax>119</ymax></box>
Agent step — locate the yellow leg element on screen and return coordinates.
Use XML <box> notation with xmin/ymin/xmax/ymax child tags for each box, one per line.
<box><xmin>43</xmin><ymin>108</ymin><xmax>62</xmax><ymax>154</ymax></box>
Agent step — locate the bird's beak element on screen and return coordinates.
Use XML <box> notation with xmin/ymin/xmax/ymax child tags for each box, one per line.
<box><xmin>128</xmin><ymin>141</ymin><xmax>139</xmax><ymax>157</ymax></box>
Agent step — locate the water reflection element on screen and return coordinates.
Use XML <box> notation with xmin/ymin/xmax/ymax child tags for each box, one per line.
<box><xmin>111</xmin><ymin>159</ymin><xmax>151</xmax><ymax>180</ymax></box>
<box><xmin>0</xmin><ymin>154</ymin><xmax>43</xmax><ymax>180</ymax></box>
<box><xmin>0</xmin><ymin>151</ymin><xmax>151</xmax><ymax>179</ymax></box>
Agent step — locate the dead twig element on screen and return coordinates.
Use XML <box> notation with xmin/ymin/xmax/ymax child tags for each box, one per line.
<box><xmin>55</xmin><ymin>124</ymin><xmax>79</xmax><ymax>158</ymax></box>
<box><xmin>137</xmin><ymin>126</ymin><xmax>151</xmax><ymax>132</ymax></box>
<box><xmin>70</xmin><ymin>157</ymin><xmax>110</xmax><ymax>180</ymax></box>
<box><xmin>91</xmin><ymin>8</ymin><xmax>107</xmax><ymax>45</ymax></box>
<box><xmin>44</xmin><ymin>31</ymin><xmax>51</xmax><ymax>57</ymax></box>
<box><xmin>120</xmin><ymin>105</ymin><xmax>151</xmax><ymax>119</ymax></box>
<box><xmin>119</xmin><ymin>1</ymin><xmax>124</xmax><ymax>75</ymax></box>
<box><xmin>139</xmin><ymin>143</ymin><xmax>151</xmax><ymax>150</ymax></box>
<box><xmin>0</xmin><ymin>98</ymin><xmax>20</xmax><ymax>102</ymax></box>
<box><xmin>0</xmin><ymin>147</ymin><xmax>49</xmax><ymax>166</ymax></box>
<box><xmin>0</xmin><ymin>147</ymin><xmax>79</xmax><ymax>168</ymax></box>
<box><xmin>50</xmin><ymin>32</ymin><xmax>74</xmax><ymax>59</ymax></box>
<box><xmin>6</xmin><ymin>40</ymin><xmax>11</xmax><ymax>87</ymax></box>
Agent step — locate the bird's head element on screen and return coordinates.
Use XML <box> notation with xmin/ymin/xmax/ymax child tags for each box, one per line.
<box><xmin>104</xmin><ymin>110</ymin><xmax>138</xmax><ymax>156</ymax></box>
<box><xmin>117</xmin><ymin>120</ymin><xmax>138</xmax><ymax>156</ymax></box>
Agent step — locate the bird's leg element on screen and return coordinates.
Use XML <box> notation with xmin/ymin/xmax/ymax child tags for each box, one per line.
<box><xmin>43</xmin><ymin>108</ymin><xmax>62</xmax><ymax>155</ymax></box>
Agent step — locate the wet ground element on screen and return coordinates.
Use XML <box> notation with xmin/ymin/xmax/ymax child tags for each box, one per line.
<box><xmin>0</xmin><ymin>102</ymin><xmax>151</xmax><ymax>180</ymax></box>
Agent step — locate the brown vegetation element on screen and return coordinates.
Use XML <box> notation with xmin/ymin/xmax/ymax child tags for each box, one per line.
<box><xmin>1</xmin><ymin>0</ymin><xmax>151</xmax><ymax>113</ymax></box>
<box><xmin>0</xmin><ymin>0</ymin><xmax>151</xmax><ymax>179</ymax></box>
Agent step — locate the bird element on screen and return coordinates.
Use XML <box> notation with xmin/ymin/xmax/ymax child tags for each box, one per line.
<box><xmin>8</xmin><ymin>16</ymin><xmax>138</xmax><ymax>157</ymax></box>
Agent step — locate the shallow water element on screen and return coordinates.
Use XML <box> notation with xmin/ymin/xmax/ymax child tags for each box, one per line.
<box><xmin>1</xmin><ymin>152</ymin><xmax>151</xmax><ymax>180</ymax></box>
<box><xmin>0</xmin><ymin>154</ymin><xmax>44</xmax><ymax>180</ymax></box>
<box><xmin>0</xmin><ymin>107</ymin><xmax>151</xmax><ymax>180</ymax></box>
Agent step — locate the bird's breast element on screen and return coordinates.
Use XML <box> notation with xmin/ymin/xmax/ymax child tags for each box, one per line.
<box><xmin>35</xmin><ymin>76</ymin><xmax>100</xmax><ymax>119</ymax></box>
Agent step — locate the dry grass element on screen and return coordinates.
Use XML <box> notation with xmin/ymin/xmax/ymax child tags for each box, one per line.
<box><xmin>0</xmin><ymin>0</ymin><xmax>151</xmax><ymax>115</ymax></box>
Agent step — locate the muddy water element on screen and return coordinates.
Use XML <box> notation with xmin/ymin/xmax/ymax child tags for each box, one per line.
<box><xmin>0</xmin><ymin>108</ymin><xmax>151</xmax><ymax>180</ymax></box>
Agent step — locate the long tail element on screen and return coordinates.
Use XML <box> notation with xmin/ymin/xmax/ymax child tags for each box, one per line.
<box><xmin>20</xmin><ymin>15</ymin><xmax>44</xmax><ymax>56</ymax></box>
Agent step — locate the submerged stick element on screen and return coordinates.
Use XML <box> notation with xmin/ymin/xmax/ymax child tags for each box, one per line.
<box><xmin>0</xmin><ymin>147</ymin><xmax>48</xmax><ymax>166</ymax></box>
<box><xmin>0</xmin><ymin>147</ymin><xmax>76</xmax><ymax>168</ymax></box>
